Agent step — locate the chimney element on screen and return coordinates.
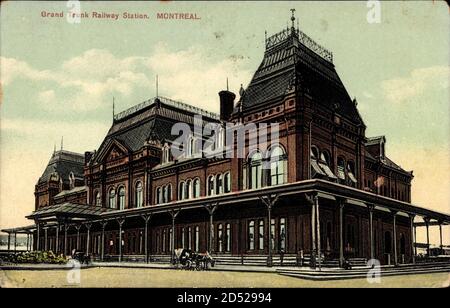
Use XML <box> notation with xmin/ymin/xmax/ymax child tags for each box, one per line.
<box><xmin>84</xmin><ymin>151</ymin><xmax>94</xmax><ymax>165</ymax></box>
<box><xmin>219</xmin><ymin>90</ymin><xmax>236</xmax><ymax>122</ymax></box>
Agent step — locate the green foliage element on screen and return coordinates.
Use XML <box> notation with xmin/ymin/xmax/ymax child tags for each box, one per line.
<box><xmin>0</xmin><ymin>251</ymin><xmax>68</xmax><ymax>264</ymax></box>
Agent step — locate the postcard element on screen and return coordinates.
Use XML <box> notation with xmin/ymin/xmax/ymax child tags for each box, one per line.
<box><xmin>0</xmin><ymin>0</ymin><xmax>449</xmax><ymax>293</ymax></box>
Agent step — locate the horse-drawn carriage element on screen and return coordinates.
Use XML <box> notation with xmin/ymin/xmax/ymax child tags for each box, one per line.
<box><xmin>173</xmin><ymin>249</ymin><xmax>215</xmax><ymax>270</ymax></box>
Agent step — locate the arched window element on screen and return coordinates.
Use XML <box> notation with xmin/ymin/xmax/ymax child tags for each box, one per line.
<box><xmin>95</xmin><ymin>191</ymin><xmax>101</xmax><ymax>207</ymax></box>
<box><xmin>225</xmin><ymin>223</ymin><xmax>231</xmax><ymax>252</ymax></box>
<box><xmin>156</xmin><ymin>187</ymin><xmax>161</xmax><ymax>204</ymax></box>
<box><xmin>269</xmin><ymin>146</ymin><xmax>287</xmax><ymax>186</ymax></box>
<box><xmin>166</xmin><ymin>184</ymin><xmax>172</xmax><ymax>202</ymax></box>
<box><xmin>311</xmin><ymin>146</ymin><xmax>326</xmax><ymax>177</ymax></box>
<box><xmin>108</xmin><ymin>188</ymin><xmax>116</xmax><ymax>209</ymax></box>
<box><xmin>135</xmin><ymin>181</ymin><xmax>143</xmax><ymax>208</ymax></box>
<box><xmin>318</xmin><ymin>151</ymin><xmax>337</xmax><ymax>180</ymax></box>
<box><xmin>224</xmin><ymin>172</ymin><xmax>231</xmax><ymax>193</ymax></box>
<box><xmin>162</xmin><ymin>143</ymin><xmax>171</xmax><ymax>164</ymax></box>
<box><xmin>347</xmin><ymin>161</ymin><xmax>357</xmax><ymax>186</ymax></box>
<box><xmin>218</xmin><ymin>223</ymin><xmax>223</xmax><ymax>252</ymax></box>
<box><xmin>163</xmin><ymin>185</ymin><xmax>168</xmax><ymax>203</ymax></box>
<box><xmin>181</xmin><ymin>228</ymin><xmax>186</xmax><ymax>248</ymax></box>
<box><xmin>248</xmin><ymin>220</ymin><xmax>255</xmax><ymax>250</ymax></box>
<box><xmin>118</xmin><ymin>186</ymin><xmax>126</xmax><ymax>210</ymax></box>
<box><xmin>193</xmin><ymin>178</ymin><xmax>200</xmax><ymax>198</ymax></box>
<box><xmin>258</xmin><ymin>220</ymin><xmax>264</xmax><ymax>250</ymax></box>
<box><xmin>178</xmin><ymin>182</ymin><xmax>185</xmax><ymax>200</ymax></box>
<box><xmin>249</xmin><ymin>151</ymin><xmax>263</xmax><ymax>189</ymax></box>
<box><xmin>185</xmin><ymin>180</ymin><xmax>191</xmax><ymax>199</ymax></box>
<box><xmin>337</xmin><ymin>157</ymin><xmax>346</xmax><ymax>182</ymax></box>
<box><xmin>215</xmin><ymin>174</ymin><xmax>223</xmax><ymax>195</ymax></box>
<box><xmin>207</xmin><ymin>175</ymin><xmax>215</xmax><ymax>196</ymax></box>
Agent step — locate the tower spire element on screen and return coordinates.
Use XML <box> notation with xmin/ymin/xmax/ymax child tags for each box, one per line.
<box><xmin>60</xmin><ymin>136</ymin><xmax>63</xmax><ymax>151</ymax></box>
<box><xmin>156</xmin><ymin>75</ymin><xmax>159</xmax><ymax>98</ymax></box>
<box><xmin>226</xmin><ymin>77</ymin><xmax>229</xmax><ymax>91</ymax></box>
<box><xmin>112</xmin><ymin>96</ymin><xmax>115</xmax><ymax>120</ymax></box>
<box><xmin>290</xmin><ymin>8</ymin><xmax>296</xmax><ymax>29</ymax></box>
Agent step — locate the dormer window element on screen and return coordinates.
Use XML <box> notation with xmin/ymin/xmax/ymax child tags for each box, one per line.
<box><xmin>162</xmin><ymin>143</ymin><xmax>171</xmax><ymax>164</ymax></box>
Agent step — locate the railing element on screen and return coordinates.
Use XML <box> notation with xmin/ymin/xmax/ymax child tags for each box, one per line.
<box><xmin>113</xmin><ymin>96</ymin><xmax>220</xmax><ymax>122</ymax></box>
<box><xmin>265</xmin><ymin>28</ymin><xmax>333</xmax><ymax>63</ymax></box>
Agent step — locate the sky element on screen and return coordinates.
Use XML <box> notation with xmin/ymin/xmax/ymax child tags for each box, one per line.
<box><xmin>0</xmin><ymin>1</ymin><xmax>449</xmax><ymax>244</ymax></box>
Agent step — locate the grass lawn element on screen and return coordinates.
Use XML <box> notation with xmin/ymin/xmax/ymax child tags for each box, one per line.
<box><xmin>1</xmin><ymin>267</ymin><xmax>449</xmax><ymax>288</ymax></box>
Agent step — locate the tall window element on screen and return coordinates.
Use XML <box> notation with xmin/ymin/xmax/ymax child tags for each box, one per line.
<box><xmin>258</xmin><ymin>220</ymin><xmax>264</xmax><ymax>250</ymax></box>
<box><xmin>269</xmin><ymin>146</ymin><xmax>286</xmax><ymax>186</ymax></box>
<box><xmin>248</xmin><ymin>220</ymin><xmax>255</xmax><ymax>250</ymax></box>
<box><xmin>224</xmin><ymin>172</ymin><xmax>231</xmax><ymax>193</ymax></box>
<box><xmin>135</xmin><ymin>181</ymin><xmax>143</xmax><ymax>208</ymax></box>
<box><xmin>178</xmin><ymin>182</ymin><xmax>185</xmax><ymax>200</ymax></box>
<box><xmin>337</xmin><ymin>157</ymin><xmax>346</xmax><ymax>182</ymax></box>
<box><xmin>249</xmin><ymin>152</ymin><xmax>262</xmax><ymax>189</ymax></box>
<box><xmin>193</xmin><ymin>178</ymin><xmax>200</xmax><ymax>198</ymax></box>
<box><xmin>118</xmin><ymin>186</ymin><xmax>126</xmax><ymax>210</ymax></box>
<box><xmin>162</xmin><ymin>143</ymin><xmax>171</xmax><ymax>164</ymax></box>
<box><xmin>195</xmin><ymin>226</ymin><xmax>200</xmax><ymax>251</ymax></box>
<box><xmin>218</xmin><ymin>224</ymin><xmax>223</xmax><ymax>252</ymax></box>
<box><xmin>215</xmin><ymin>174</ymin><xmax>223</xmax><ymax>195</ymax></box>
<box><xmin>185</xmin><ymin>180</ymin><xmax>192</xmax><ymax>199</ymax></box>
<box><xmin>109</xmin><ymin>188</ymin><xmax>116</xmax><ymax>209</ymax></box>
<box><xmin>225</xmin><ymin>223</ymin><xmax>231</xmax><ymax>252</ymax></box>
<box><xmin>270</xmin><ymin>219</ymin><xmax>276</xmax><ymax>250</ymax></box>
<box><xmin>156</xmin><ymin>187</ymin><xmax>161</xmax><ymax>204</ymax></box>
<box><xmin>169</xmin><ymin>228</ymin><xmax>173</xmax><ymax>251</ymax></box>
<box><xmin>95</xmin><ymin>191</ymin><xmax>101</xmax><ymax>207</ymax></box>
<box><xmin>162</xmin><ymin>229</ymin><xmax>166</xmax><ymax>252</ymax></box>
<box><xmin>280</xmin><ymin>218</ymin><xmax>286</xmax><ymax>251</ymax></box>
<box><xmin>207</xmin><ymin>176</ymin><xmax>215</xmax><ymax>196</ymax></box>
<box><xmin>319</xmin><ymin>151</ymin><xmax>338</xmax><ymax>180</ymax></box>
<box><xmin>188</xmin><ymin>227</ymin><xmax>192</xmax><ymax>250</ymax></box>
<box><xmin>347</xmin><ymin>161</ymin><xmax>357</xmax><ymax>186</ymax></box>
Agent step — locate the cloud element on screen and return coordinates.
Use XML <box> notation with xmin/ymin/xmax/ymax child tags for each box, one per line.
<box><xmin>1</xmin><ymin>45</ymin><xmax>252</xmax><ymax>113</ymax></box>
<box><xmin>381</xmin><ymin>66</ymin><xmax>449</xmax><ymax>103</ymax></box>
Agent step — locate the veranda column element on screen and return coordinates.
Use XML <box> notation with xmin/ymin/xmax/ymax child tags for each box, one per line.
<box><xmin>44</xmin><ymin>228</ymin><xmax>48</xmax><ymax>251</ymax></box>
<box><xmin>85</xmin><ymin>223</ymin><xmax>92</xmax><ymax>255</ymax></box>
<box><xmin>424</xmin><ymin>217</ymin><xmax>430</xmax><ymax>257</ymax></box>
<box><xmin>310</xmin><ymin>196</ymin><xmax>316</xmax><ymax>268</ymax></box>
<box><xmin>75</xmin><ymin>224</ymin><xmax>81</xmax><ymax>250</ymax></box>
<box><xmin>439</xmin><ymin>221</ymin><xmax>443</xmax><ymax>254</ymax></box>
<box><xmin>117</xmin><ymin>218</ymin><xmax>125</xmax><ymax>262</ymax></box>
<box><xmin>169</xmin><ymin>210</ymin><xmax>180</xmax><ymax>264</ymax></box>
<box><xmin>101</xmin><ymin>220</ymin><xmax>108</xmax><ymax>261</ymax></box>
<box><xmin>409</xmin><ymin>214</ymin><xmax>416</xmax><ymax>264</ymax></box>
<box><xmin>259</xmin><ymin>194</ymin><xmax>279</xmax><ymax>267</ymax></box>
<box><xmin>368</xmin><ymin>204</ymin><xmax>375</xmax><ymax>260</ymax></box>
<box><xmin>205</xmin><ymin>203</ymin><xmax>218</xmax><ymax>254</ymax></box>
<box><xmin>141</xmin><ymin>214</ymin><xmax>151</xmax><ymax>263</ymax></box>
<box><xmin>338</xmin><ymin>200</ymin><xmax>345</xmax><ymax>268</ymax></box>
<box><xmin>64</xmin><ymin>223</ymin><xmax>68</xmax><ymax>256</ymax></box>
<box><xmin>55</xmin><ymin>224</ymin><xmax>60</xmax><ymax>254</ymax></box>
<box><xmin>392</xmin><ymin>211</ymin><xmax>398</xmax><ymax>266</ymax></box>
<box><xmin>315</xmin><ymin>194</ymin><xmax>321</xmax><ymax>271</ymax></box>
<box><xmin>7</xmin><ymin>233</ymin><xmax>11</xmax><ymax>251</ymax></box>
<box><xmin>14</xmin><ymin>232</ymin><xmax>17</xmax><ymax>252</ymax></box>
<box><xmin>36</xmin><ymin>221</ymin><xmax>41</xmax><ymax>251</ymax></box>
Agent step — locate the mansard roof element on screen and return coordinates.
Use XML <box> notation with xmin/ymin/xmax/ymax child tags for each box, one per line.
<box><xmin>91</xmin><ymin>96</ymin><xmax>220</xmax><ymax>164</ymax></box>
<box><xmin>37</xmin><ymin>150</ymin><xmax>84</xmax><ymax>185</ymax></box>
<box><xmin>239</xmin><ymin>26</ymin><xmax>362</xmax><ymax>124</ymax></box>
